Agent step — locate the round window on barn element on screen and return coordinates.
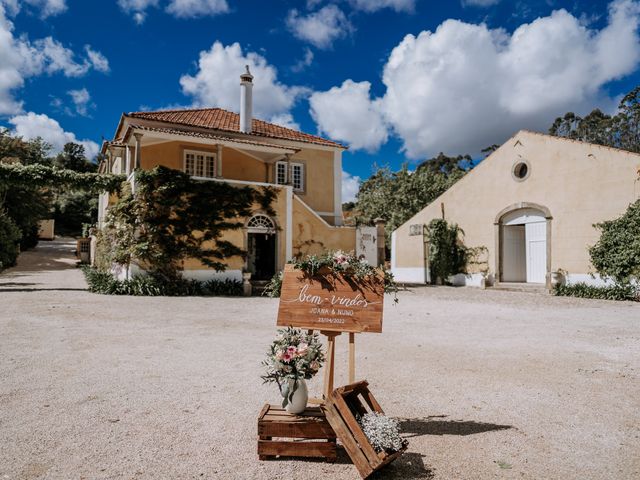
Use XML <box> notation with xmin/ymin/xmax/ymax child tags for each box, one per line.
<box><xmin>512</xmin><ymin>160</ymin><xmax>530</xmax><ymax>181</ymax></box>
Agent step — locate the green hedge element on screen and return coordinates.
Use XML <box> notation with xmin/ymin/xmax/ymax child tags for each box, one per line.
<box><xmin>82</xmin><ymin>267</ymin><xmax>243</xmax><ymax>296</ymax></box>
<box><xmin>553</xmin><ymin>282</ymin><xmax>639</xmax><ymax>302</ymax></box>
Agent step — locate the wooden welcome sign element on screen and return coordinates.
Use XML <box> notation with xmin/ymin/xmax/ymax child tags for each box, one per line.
<box><xmin>277</xmin><ymin>264</ymin><xmax>384</xmax><ymax>334</ymax></box>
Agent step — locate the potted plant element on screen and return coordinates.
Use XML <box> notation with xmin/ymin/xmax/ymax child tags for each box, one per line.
<box><xmin>261</xmin><ymin>327</ymin><xmax>324</xmax><ymax>414</ymax></box>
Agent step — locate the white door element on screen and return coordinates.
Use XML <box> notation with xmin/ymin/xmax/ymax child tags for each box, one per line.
<box><xmin>525</xmin><ymin>222</ymin><xmax>546</xmax><ymax>283</ymax></box>
<box><xmin>502</xmin><ymin>225</ymin><xmax>526</xmax><ymax>282</ymax></box>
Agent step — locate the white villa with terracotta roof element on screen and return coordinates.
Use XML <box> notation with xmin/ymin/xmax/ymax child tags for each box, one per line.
<box><xmin>98</xmin><ymin>68</ymin><xmax>361</xmax><ymax>282</ymax></box>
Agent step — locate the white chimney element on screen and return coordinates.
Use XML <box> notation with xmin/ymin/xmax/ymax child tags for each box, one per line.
<box><xmin>239</xmin><ymin>65</ymin><xmax>253</xmax><ymax>134</ymax></box>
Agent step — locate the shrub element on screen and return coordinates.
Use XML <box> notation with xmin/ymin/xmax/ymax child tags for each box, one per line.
<box><xmin>425</xmin><ymin>219</ymin><xmax>469</xmax><ymax>284</ymax></box>
<box><xmin>0</xmin><ymin>211</ymin><xmax>21</xmax><ymax>270</ymax></box>
<box><xmin>553</xmin><ymin>282</ymin><xmax>639</xmax><ymax>302</ymax></box>
<box><xmin>589</xmin><ymin>199</ymin><xmax>640</xmax><ymax>284</ymax></box>
<box><xmin>81</xmin><ymin>266</ymin><xmax>243</xmax><ymax>296</ymax></box>
<box><xmin>203</xmin><ymin>278</ymin><xmax>243</xmax><ymax>296</ymax></box>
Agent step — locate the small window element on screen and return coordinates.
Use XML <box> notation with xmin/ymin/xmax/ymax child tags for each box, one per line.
<box><xmin>184</xmin><ymin>150</ymin><xmax>216</xmax><ymax>178</ymax></box>
<box><xmin>512</xmin><ymin>161</ymin><xmax>530</xmax><ymax>181</ymax></box>
<box><xmin>276</xmin><ymin>162</ymin><xmax>288</xmax><ymax>185</ymax></box>
<box><xmin>291</xmin><ymin>163</ymin><xmax>304</xmax><ymax>191</ymax></box>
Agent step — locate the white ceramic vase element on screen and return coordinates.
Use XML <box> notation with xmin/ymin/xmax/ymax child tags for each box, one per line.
<box><xmin>284</xmin><ymin>378</ymin><xmax>308</xmax><ymax>414</ymax></box>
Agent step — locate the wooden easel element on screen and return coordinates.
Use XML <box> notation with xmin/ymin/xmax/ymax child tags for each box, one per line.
<box><xmin>309</xmin><ymin>330</ymin><xmax>356</xmax><ymax>404</ymax></box>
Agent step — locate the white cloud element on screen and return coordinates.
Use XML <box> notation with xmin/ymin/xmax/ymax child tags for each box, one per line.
<box><xmin>347</xmin><ymin>0</ymin><xmax>415</xmax><ymax>13</ymax></box>
<box><xmin>342</xmin><ymin>170</ymin><xmax>361</xmax><ymax>203</ymax></box>
<box><xmin>310</xmin><ymin>0</ymin><xmax>640</xmax><ymax>158</ymax></box>
<box><xmin>462</xmin><ymin>0</ymin><xmax>500</xmax><ymax>7</ymax></box>
<box><xmin>117</xmin><ymin>0</ymin><xmax>158</xmax><ymax>23</ymax></box>
<box><xmin>84</xmin><ymin>45</ymin><xmax>110</xmax><ymax>73</ymax></box>
<box><xmin>292</xmin><ymin>47</ymin><xmax>314</xmax><ymax>72</ymax></box>
<box><xmin>2</xmin><ymin>0</ymin><xmax>67</xmax><ymax>18</ymax></box>
<box><xmin>286</xmin><ymin>5</ymin><xmax>353</xmax><ymax>49</ymax></box>
<box><xmin>67</xmin><ymin>88</ymin><xmax>91</xmax><ymax>116</ymax></box>
<box><xmin>118</xmin><ymin>0</ymin><xmax>229</xmax><ymax>22</ymax></box>
<box><xmin>25</xmin><ymin>0</ymin><xmax>66</xmax><ymax>17</ymax></box>
<box><xmin>0</xmin><ymin>5</ymin><xmax>109</xmax><ymax>115</ymax></box>
<box><xmin>269</xmin><ymin>113</ymin><xmax>300</xmax><ymax>131</ymax></box>
<box><xmin>309</xmin><ymin>80</ymin><xmax>387</xmax><ymax>151</ymax></box>
<box><xmin>9</xmin><ymin>112</ymin><xmax>99</xmax><ymax>158</ymax></box>
<box><xmin>166</xmin><ymin>0</ymin><xmax>229</xmax><ymax>18</ymax></box>
<box><xmin>180</xmin><ymin>41</ymin><xmax>305</xmax><ymax>120</ymax></box>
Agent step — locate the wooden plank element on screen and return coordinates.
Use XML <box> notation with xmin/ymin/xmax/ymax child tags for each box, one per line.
<box><xmin>331</xmin><ymin>391</ymin><xmax>380</xmax><ymax>466</ymax></box>
<box><xmin>360</xmin><ymin>389</ymin><xmax>384</xmax><ymax>415</ymax></box>
<box><xmin>257</xmin><ymin>440</ymin><xmax>336</xmax><ymax>459</ymax></box>
<box><xmin>277</xmin><ymin>264</ymin><xmax>384</xmax><ymax>334</ymax></box>
<box><xmin>257</xmin><ymin>404</ymin><xmax>270</xmax><ymax>422</ymax></box>
<box><xmin>322</xmin><ymin>401</ymin><xmax>373</xmax><ymax>478</ymax></box>
<box><xmin>259</xmin><ymin>421</ymin><xmax>336</xmax><ymax>439</ymax></box>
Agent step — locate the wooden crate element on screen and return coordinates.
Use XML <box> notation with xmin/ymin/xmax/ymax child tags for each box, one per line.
<box><xmin>257</xmin><ymin>404</ymin><xmax>337</xmax><ymax>462</ymax></box>
<box><xmin>323</xmin><ymin>381</ymin><xmax>407</xmax><ymax>479</ymax></box>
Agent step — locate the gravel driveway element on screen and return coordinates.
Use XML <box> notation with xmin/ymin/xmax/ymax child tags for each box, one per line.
<box><xmin>1</xmin><ymin>238</ymin><xmax>639</xmax><ymax>479</ymax></box>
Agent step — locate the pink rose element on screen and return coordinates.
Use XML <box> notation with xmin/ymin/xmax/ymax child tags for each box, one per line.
<box><xmin>283</xmin><ymin>353</ymin><xmax>292</xmax><ymax>362</ymax></box>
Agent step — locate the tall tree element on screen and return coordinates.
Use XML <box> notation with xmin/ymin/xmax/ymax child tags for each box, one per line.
<box><xmin>354</xmin><ymin>159</ymin><xmax>467</xmax><ymax>249</ymax></box>
<box><xmin>0</xmin><ymin>131</ymin><xmax>53</xmax><ymax>250</ymax></box>
<box><xmin>52</xmin><ymin>143</ymin><xmax>99</xmax><ymax>235</ymax></box>
<box><xmin>549</xmin><ymin>85</ymin><xmax>640</xmax><ymax>154</ymax></box>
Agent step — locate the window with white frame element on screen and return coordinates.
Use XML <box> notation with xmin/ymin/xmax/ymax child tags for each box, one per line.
<box><xmin>184</xmin><ymin>150</ymin><xmax>216</xmax><ymax>178</ymax></box>
<box><xmin>275</xmin><ymin>161</ymin><xmax>304</xmax><ymax>192</ymax></box>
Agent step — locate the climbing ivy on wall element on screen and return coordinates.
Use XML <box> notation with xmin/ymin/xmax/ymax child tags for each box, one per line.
<box><xmin>425</xmin><ymin>218</ymin><xmax>469</xmax><ymax>284</ymax></box>
<box><xmin>97</xmin><ymin>166</ymin><xmax>277</xmax><ymax>282</ymax></box>
<box><xmin>0</xmin><ymin>163</ymin><xmax>124</xmax><ymax>193</ymax></box>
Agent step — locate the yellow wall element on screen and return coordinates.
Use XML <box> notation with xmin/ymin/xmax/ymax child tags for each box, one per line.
<box><xmin>140</xmin><ymin>141</ymin><xmax>337</xmax><ymax>217</ymax></box>
<box><xmin>140</xmin><ymin>142</ymin><xmax>267</xmax><ymax>183</ymax></box>
<box><xmin>285</xmin><ymin>148</ymin><xmax>336</xmax><ymax>215</ymax></box>
<box><xmin>393</xmin><ymin>131</ymin><xmax>640</xmax><ymax>279</ymax></box>
<box><xmin>292</xmin><ymin>197</ymin><xmax>355</xmax><ymax>257</ymax></box>
<box><xmin>181</xmin><ymin>187</ymin><xmax>289</xmax><ymax>272</ymax></box>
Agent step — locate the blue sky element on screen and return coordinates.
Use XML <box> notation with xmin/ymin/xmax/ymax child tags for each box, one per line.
<box><xmin>2</xmin><ymin>0</ymin><xmax>640</xmax><ymax>201</ymax></box>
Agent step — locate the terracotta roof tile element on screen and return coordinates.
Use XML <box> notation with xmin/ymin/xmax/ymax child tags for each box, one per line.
<box><xmin>126</xmin><ymin>107</ymin><xmax>344</xmax><ymax>149</ymax></box>
<box><xmin>128</xmin><ymin>124</ymin><xmax>298</xmax><ymax>151</ymax></box>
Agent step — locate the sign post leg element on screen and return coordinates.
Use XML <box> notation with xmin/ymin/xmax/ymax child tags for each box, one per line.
<box><xmin>322</xmin><ymin>331</ymin><xmax>340</xmax><ymax>399</ymax></box>
<box><xmin>348</xmin><ymin>333</ymin><xmax>355</xmax><ymax>384</ymax></box>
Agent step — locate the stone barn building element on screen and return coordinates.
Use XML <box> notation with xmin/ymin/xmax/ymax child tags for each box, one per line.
<box><xmin>391</xmin><ymin>130</ymin><xmax>640</xmax><ymax>289</ymax></box>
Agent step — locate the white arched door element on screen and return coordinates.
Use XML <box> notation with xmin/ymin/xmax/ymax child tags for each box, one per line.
<box><xmin>502</xmin><ymin>209</ymin><xmax>547</xmax><ymax>284</ymax></box>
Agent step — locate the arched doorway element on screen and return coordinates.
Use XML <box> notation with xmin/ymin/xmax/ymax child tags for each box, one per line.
<box><xmin>246</xmin><ymin>214</ymin><xmax>277</xmax><ymax>280</ymax></box>
<box><xmin>496</xmin><ymin>204</ymin><xmax>551</xmax><ymax>285</ymax></box>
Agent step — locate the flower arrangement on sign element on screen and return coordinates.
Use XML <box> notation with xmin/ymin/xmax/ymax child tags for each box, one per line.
<box><xmin>357</xmin><ymin>412</ymin><xmax>408</xmax><ymax>453</ymax></box>
<box><xmin>264</xmin><ymin>250</ymin><xmax>399</xmax><ymax>302</ymax></box>
<box><xmin>261</xmin><ymin>327</ymin><xmax>325</xmax><ymax>413</ymax></box>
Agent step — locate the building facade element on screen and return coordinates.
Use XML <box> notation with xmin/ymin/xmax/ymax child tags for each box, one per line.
<box><xmin>98</xmin><ymin>69</ymin><xmax>359</xmax><ymax>281</ymax></box>
<box><xmin>391</xmin><ymin>130</ymin><xmax>640</xmax><ymax>288</ymax></box>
